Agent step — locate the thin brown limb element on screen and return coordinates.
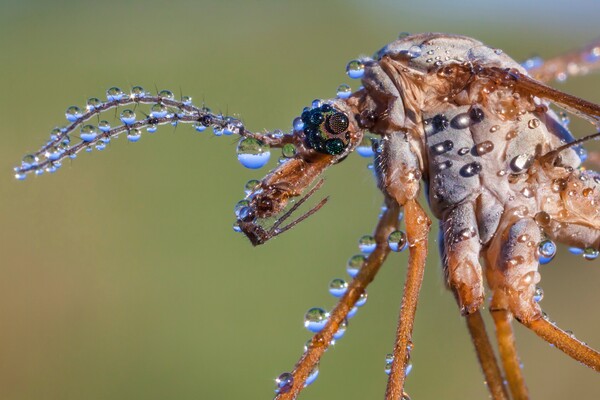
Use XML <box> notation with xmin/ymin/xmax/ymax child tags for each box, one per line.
<box><xmin>504</xmin><ymin>69</ymin><xmax>600</xmax><ymax>126</ymax></box>
<box><xmin>385</xmin><ymin>199</ymin><xmax>431</xmax><ymax>400</ymax></box>
<box><xmin>274</xmin><ymin>199</ymin><xmax>401</xmax><ymax>400</ymax></box>
<box><xmin>465</xmin><ymin>310</ymin><xmax>509</xmax><ymax>400</ymax></box>
<box><xmin>527</xmin><ymin>38</ymin><xmax>600</xmax><ymax>83</ymax></box>
<box><xmin>521</xmin><ymin>316</ymin><xmax>600</xmax><ymax>372</ymax></box>
<box><xmin>491</xmin><ymin>309</ymin><xmax>529</xmax><ymax>400</ymax></box>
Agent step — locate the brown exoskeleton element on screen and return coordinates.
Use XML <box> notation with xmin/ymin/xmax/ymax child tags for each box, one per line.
<box><xmin>15</xmin><ymin>33</ymin><xmax>600</xmax><ymax>399</ymax></box>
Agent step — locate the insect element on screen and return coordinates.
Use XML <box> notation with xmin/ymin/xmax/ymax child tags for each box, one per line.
<box><xmin>14</xmin><ymin>33</ymin><xmax>600</xmax><ymax>399</ymax></box>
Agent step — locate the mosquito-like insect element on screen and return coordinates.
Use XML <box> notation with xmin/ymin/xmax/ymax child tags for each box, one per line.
<box><xmin>14</xmin><ymin>33</ymin><xmax>600</xmax><ymax>399</ymax></box>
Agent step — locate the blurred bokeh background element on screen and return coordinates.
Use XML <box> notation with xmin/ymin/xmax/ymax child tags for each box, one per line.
<box><xmin>2</xmin><ymin>0</ymin><xmax>600</xmax><ymax>399</ymax></box>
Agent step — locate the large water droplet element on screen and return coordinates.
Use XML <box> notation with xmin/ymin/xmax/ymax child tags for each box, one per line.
<box><xmin>98</xmin><ymin>120</ymin><xmax>111</xmax><ymax>132</ymax></box>
<box><xmin>336</xmin><ymin>83</ymin><xmax>352</xmax><ymax>99</ymax></box>
<box><xmin>86</xmin><ymin>97</ymin><xmax>102</xmax><ymax>111</ymax></box>
<box><xmin>355</xmin><ymin>291</ymin><xmax>368</xmax><ymax>307</ymax></box>
<box><xmin>333</xmin><ymin>319</ymin><xmax>347</xmax><ymax>340</ymax></box>
<box><xmin>304</xmin><ymin>307</ymin><xmax>329</xmax><ymax>333</ymax></box>
<box><xmin>158</xmin><ymin>89</ymin><xmax>174</xmax><ymax>100</ymax></box>
<box><xmin>346</xmin><ymin>60</ymin><xmax>365</xmax><ymax>79</ymax></box>
<box><xmin>431</xmin><ymin>140</ymin><xmax>454</xmax><ymax>155</ymax></box>
<box><xmin>80</xmin><ymin>125</ymin><xmax>97</xmax><ymax>142</ymax></box>
<box><xmin>537</xmin><ymin>240</ymin><xmax>556</xmax><ymax>264</ymax></box>
<box><xmin>150</xmin><ymin>104</ymin><xmax>168</xmax><ymax>118</ymax></box>
<box><xmin>358</xmin><ymin>234</ymin><xmax>376</xmax><ymax>253</ymax></box>
<box><xmin>130</xmin><ymin>86</ymin><xmax>146</xmax><ymax>98</ymax></box>
<box><xmin>582</xmin><ymin>247</ymin><xmax>599</xmax><ymax>261</ymax></box>
<box><xmin>120</xmin><ymin>109</ymin><xmax>136</xmax><ymax>125</ymax></box>
<box><xmin>511</xmin><ymin>154</ymin><xmax>533</xmax><ymax>173</ymax></box>
<box><xmin>407</xmin><ymin>45</ymin><xmax>422</xmax><ymax>58</ymax></box>
<box><xmin>65</xmin><ymin>106</ymin><xmax>82</xmax><ymax>122</ymax></box>
<box><xmin>127</xmin><ymin>128</ymin><xmax>142</xmax><ymax>142</ymax></box>
<box><xmin>388</xmin><ymin>230</ymin><xmax>408</xmax><ymax>252</ymax></box>
<box><xmin>475</xmin><ymin>141</ymin><xmax>494</xmax><ymax>155</ymax></box>
<box><xmin>244</xmin><ymin>179</ymin><xmax>260</xmax><ymax>195</ymax></box>
<box><xmin>237</xmin><ymin>138</ymin><xmax>271</xmax><ymax>169</ymax></box>
<box><xmin>106</xmin><ymin>86</ymin><xmax>124</xmax><ymax>101</ymax></box>
<box><xmin>347</xmin><ymin>254</ymin><xmax>366</xmax><ymax>277</ymax></box>
<box><xmin>275</xmin><ymin>372</ymin><xmax>293</xmax><ymax>394</ymax></box>
<box><xmin>461</xmin><ymin>162</ymin><xmax>482</xmax><ymax>177</ymax></box>
<box><xmin>282</xmin><ymin>143</ymin><xmax>296</xmax><ymax>158</ymax></box>
<box><xmin>328</xmin><ymin>278</ymin><xmax>348</xmax><ymax>297</ymax></box>
<box><xmin>15</xmin><ymin>173</ymin><xmax>26</xmax><ymax>181</ymax></box>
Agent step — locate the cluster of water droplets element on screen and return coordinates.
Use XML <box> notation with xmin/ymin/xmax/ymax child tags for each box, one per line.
<box><xmin>15</xmin><ymin>85</ymin><xmax>269</xmax><ymax>180</ymax></box>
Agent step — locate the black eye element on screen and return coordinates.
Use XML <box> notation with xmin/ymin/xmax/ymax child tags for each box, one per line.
<box><xmin>325</xmin><ymin>138</ymin><xmax>346</xmax><ymax>155</ymax></box>
<box><xmin>309</xmin><ymin>110</ymin><xmax>324</xmax><ymax>125</ymax></box>
<box><xmin>325</xmin><ymin>112</ymin><xmax>349</xmax><ymax>135</ymax></box>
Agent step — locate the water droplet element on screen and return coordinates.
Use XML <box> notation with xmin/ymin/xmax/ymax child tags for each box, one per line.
<box><xmin>15</xmin><ymin>173</ymin><xmax>26</xmax><ymax>180</ymax></box>
<box><xmin>355</xmin><ymin>291</ymin><xmax>367</xmax><ymax>307</ymax></box>
<box><xmin>131</xmin><ymin>86</ymin><xmax>146</xmax><ymax>98</ymax></box>
<box><xmin>358</xmin><ymin>234</ymin><xmax>376</xmax><ymax>253</ymax></box>
<box><xmin>437</xmin><ymin>160</ymin><xmax>453</xmax><ymax>171</ymax></box>
<box><xmin>347</xmin><ymin>254</ymin><xmax>366</xmax><ymax>278</ymax></box>
<box><xmin>346</xmin><ymin>60</ymin><xmax>365</xmax><ymax>79</ymax></box>
<box><xmin>86</xmin><ymin>97</ymin><xmax>102</xmax><ymax>111</ymax></box>
<box><xmin>537</xmin><ymin>240</ymin><xmax>556</xmax><ymax>264</ymax></box>
<box><xmin>347</xmin><ymin>306</ymin><xmax>358</xmax><ymax>319</ymax></box>
<box><xmin>533</xmin><ymin>286</ymin><xmax>544</xmax><ymax>302</ymax></box>
<box><xmin>244</xmin><ymin>179</ymin><xmax>260</xmax><ymax>195</ymax></box>
<box><xmin>333</xmin><ymin>319</ymin><xmax>347</xmax><ymax>340</ymax></box>
<box><xmin>181</xmin><ymin>95</ymin><xmax>192</xmax><ymax>105</ymax></box>
<box><xmin>458</xmin><ymin>147</ymin><xmax>469</xmax><ymax>156</ymax></box>
<box><xmin>475</xmin><ymin>141</ymin><xmax>494</xmax><ymax>156</ymax></box>
<box><xmin>158</xmin><ymin>89</ymin><xmax>174</xmax><ymax>100</ymax></box>
<box><xmin>213</xmin><ymin>127</ymin><xmax>223</xmax><ymax>136</ymax></box>
<box><xmin>522</xmin><ymin>56</ymin><xmax>543</xmax><ymax>70</ymax></box>
<box><xmin>275</xmin><ymin>372</ymin><xmax>293</xmax><ymax>394</ymax></box>
<box><xmin>304</xmin><ymin>364</ymin><xmax>319</xmax><ymax>387</ymax></box>
<box><xmin>469</xmin><ymin>107</ymin><xmax>485</xmax><ymax>123</ymax></box>
<box><xmin>451</xmin><ymin>113</ymin><xmax>471</xmax><ymax>129</ymax></box>
<box><xmin>106</xmin><ymin>87</ymin><xmax>124</xmax><ymax>101</ymax></box>
<box><xmin>80</xmin><ymin>125</ymin><xmax>97</xmax><ymax>142</ymax></box>
<box><xmin>127</xmin><ymin>128</ymin><xmax>142</xmax><ymax>142</ymax></box>
<box><xmin>494</xmin><ymin>48</ymin><xmax>503</xmax><ymax>55</ymax></box>
<box><xmin>304</xmin><ymin>307</ymin><xmax>329</xmax><ymax>333</ymax></box>
<box><xmin>431</xmin><ymin>140</ymin><xmax>454</xmax><ymax>155</ymax></box>
<box><xmin>388</xmin><ymin>230</ymin><xmax>408</xmax><ymax>252</ymax></box>
<box><xmin>461</xmin><ymin>162</ymin><xmax>482</xmax><ymax>177</ymax></box>
<box><xmin>120</xmin><ymin>109</ymin><xmax>136</xmax><ymax>125</ymax></box>
<box><xmin>328</xmin><ymin>278</ymin><xmax>348</xmax><ymax>297</ymax></box>
<box><xmin>528</xmin><ymin>118</ymin><xmax>541</xmax><ymax>129</ymax></box>
<box><xmin>384</xmin><ymin>354</ymin><xmax>394</xmax><ymax>375</ymax></box>
<box><xmin>192</xmin><ymin>123</ymin><xmax>206</xmax><ymax>132</ymax></box>
<box><xmin>98</xmin><ymin>120</ymin><xmax>111</xmax><ymax>133</ymax></box>
<box><xmin>407</xmin><ymin>45</ymin><xmax>422</xmax><ymax>58</ymax></box>
<box><xmin>65</xmin><ymin>106</ymin><xmax>82</xmax><ymax>122</ymax></box>
<box><xmin>336</xmin><ymin>84</ymin><xmax>352</xmax><ymax>99</ymax></box>
<box><xmin>569</xmin><ymin>247</ymin><xmax>584</xmax><ymax>255</ymax></box>
<box><xmin>21</xmin><ymin>154</ymin><xmax>37</xmax><ymax>169</ymax></box>
<box><xmin>521</xmin><ymin>187</ymin><xmax>535</xmax><ymax>198</ymax></box>
<box><xmin>282</xmin><ymin>143</ymin><xmax>296</xmax><ymax>158</ymax></box>
<box><xmin>356</xmin><ymin>136</ymin><xmax>375</xmax><ymax>158</ymax></box>
<box><xmin>150</xmin><ymin>104</ymin><xmax>168</xmax><ymax>118</ymax></box>
<box><xmin>489</xmin><ymin>125</ymin><xmax>499</xmax><ymax>133</ymax></box>
<box><xmin>147</xmin><ymin>125</ymin><xmax>158</xmax><ymax>133</ymax></box>
<box><xmin>582</xmin><ymin>247</ymin><xmax>599</xmax><ymax>261</ymax></box>
<box><xmin>292</xmin><ymin>117</ymin><xmax>304</xmax><ymax>132</ymax></box>
<box><xmin>237</xmin><ymin>138</ymin><xmax>271</xmax><ymax>169</ymax></box>
<box><xmin>511</xmin><ymin>154</ymin><xmax>533</xmax><ymax>173</ymax></box>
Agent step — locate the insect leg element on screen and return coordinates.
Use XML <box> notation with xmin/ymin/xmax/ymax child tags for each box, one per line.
<box><xmin>384</xmin><ymin>199</ymin><xmax>431</xmax><ymax>400</ymax></box>
<box><xmin>441</xmin><ymin>203</ymin><xmax>508</xmax><ymax>400</ymax></box>
<box><xmin>493</xmin><ymin>68</ymin><xmax>600</xmax><ymax>127</ymax></box>
<box><xmin>486</xmin><ymin>214</ymin><xmax>600</xmax><ymax>372</ymax></box>
<box><xmin>490</xmin><ymin>301</ymin><xmax>530</xmax><ymax>400</ymax></box>
<box><xmin>525</xmin><ymin>38</ymin><xmax>600</xmax><ymax>83</ymax></box>
<box><xmin>274</xmin><ymin>198</ymin><xmax>401</xmax><ymax>400</ymax></box>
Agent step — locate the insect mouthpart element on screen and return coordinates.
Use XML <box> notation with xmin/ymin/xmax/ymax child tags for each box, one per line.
<box><xmin>236</xmin><ymin>179</ymin><xmax>328</xmax><ymax>246</ymax></box>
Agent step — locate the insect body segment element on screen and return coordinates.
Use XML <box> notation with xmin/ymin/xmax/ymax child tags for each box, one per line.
<box><xmin>15</xmin><ymin>33</ymin><xmax>600</xmax><ymax>400</ymax></box>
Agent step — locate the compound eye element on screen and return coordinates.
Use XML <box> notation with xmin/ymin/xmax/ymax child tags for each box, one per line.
<box><xmin>325</xmin><ymin>112</ymin><xmax>349</xmax><ymax>135</ymax></box>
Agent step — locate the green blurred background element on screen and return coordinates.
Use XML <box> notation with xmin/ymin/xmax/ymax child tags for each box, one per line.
<box><xmin>2</xmin><ymin>0</ymin><xmax>600</xmax><ymax>399</ymax></box>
